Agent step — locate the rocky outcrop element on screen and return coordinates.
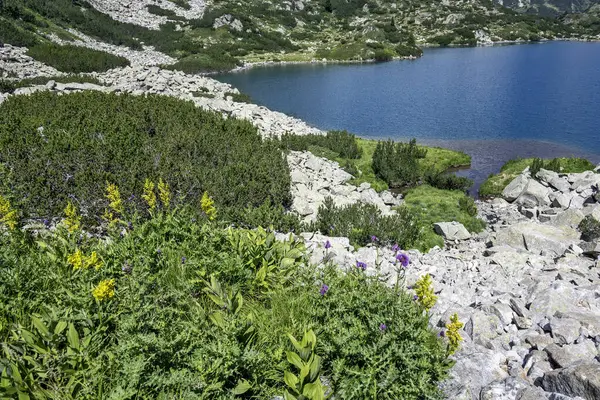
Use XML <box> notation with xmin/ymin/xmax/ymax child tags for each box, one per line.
<box><xmin>434</xmin><ymin>221</ymin><xmax>471</xmax><ymax>240</ymax></box>
<box><xmin>86</xmin><ymin>0</ymin><xmax>206</xmax><ymax>30</ymax></box>
<box><xmin>288</xmin><ymin>151</ymin><xmax>402</xmax><ymax>222</ymax></box>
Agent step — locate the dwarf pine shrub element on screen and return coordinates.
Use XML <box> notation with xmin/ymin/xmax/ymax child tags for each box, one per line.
<box><xmin>0</xmin><ymin>91</ymin><xmax>291</xmax><ymax>226</ymax></box>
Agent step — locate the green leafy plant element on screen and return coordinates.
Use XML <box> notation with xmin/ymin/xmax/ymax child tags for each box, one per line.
<box><xmin>283</xmin><ymin>330</ymin><xmax>327</xmax><ymax>400</ymax></box>
<box><xmin>372</xmin><ymin>139</ymin><xmax>427</xmax><ymax>188</ymax></box>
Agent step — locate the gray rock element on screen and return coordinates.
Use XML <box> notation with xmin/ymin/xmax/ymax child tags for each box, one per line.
<box><xmin>552</xmin><ymin>209</ymin><xmax>585</xmax><ymax>229</ymax></box>
<box><xmin>434</xmin><ymin>221</ymin><xmax>471</xmax><ymax>240</ymax></box>
<box><xmin>543</xmin><ymin>362</ymin><xmax>600</xmax><ymax>399</ymax></box>
<box><xmin>550</xmin><ymin>317</ymin><xmax>582</xmax><ymax>345</ymax></box>
<box><xmin>545</xmin><ymin>341</ymin><xmax>597</xmax><ymax>368</ymax></box>
<box><xmin>515</xmin><ymin>179</ymin><xmax>551</xmax><ymax>208</ymax></box>
<box><xmin>551</xmin><ymin>192</ymin><xmax>574</xmax><ymax>209</ymax></box>
<box><xmin>494</xmin><ymin>222</ymin><xmax>579</xmax><ymax>256</ymax></box>
<box><xmin>503</xmin><ymin>174</ymin><xmax>529</xmax><ymax>202</ymax></box>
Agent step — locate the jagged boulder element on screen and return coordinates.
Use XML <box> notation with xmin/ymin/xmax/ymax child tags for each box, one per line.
<box><xmin>502</xmin><ymin>174</ymin><xmax>529</xmax><ymax>202</ymax></box>
<box><xmin>515</xmin><ymin>179</ymin><xmax>551</xmax><ymax>208</ymax></box>
<box><xmin>434</xmin><ymin>221</ymin><xmax>471</xmax><ymax>240</ymax></box>
<box><xmin>542</xmin><ymin>362</ymin><xmax>600</xmax><ymax>399</ymax></box>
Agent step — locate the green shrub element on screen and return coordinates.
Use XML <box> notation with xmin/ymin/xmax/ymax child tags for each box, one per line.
<box><xmin>164</xmin><ymin>50</ymin><xmax>241</xmax><ymax>73</ymax></box>
<box><xmin>424</xmin><ymin>171</ymin><xmax>473</xmax><ymax>192</ymax></box>
<box><xmin>395</xmin><ymin>43</ymin><xmax>423</xmax><ymax>57</ymax></box>
<box><xmin>26</xmin><ymin>43</ymin><xmax>130</xmax><ymax>73</ymax></box>
<box><xmin>0</xmin><ymin>209</ymin><xmax>450</xmax><ymax>399</ymax></box>
<box><xmin>0</xmin><ymin>17</ymin><xmax>39</xmax><ymax>47</ymax></box>
<box><xmin>146</xmin><ymin>5</ymin><xmax>184</xmax><ymax>19</ymax></box>
<box><xmin>0</xmin><ymin>91</ymin><xmax>291</xmax><ymax>223</ymax></box>
<box><xmin>309</xmin><ymin>197</ymin><xmax>423</xmax><ymax>248</ymax></box>
<box><xmin>225</xmin><ymin>91</ymin><xmax>252</xmax><ymax>103</ymax></box>
<box><xmin>372</xmin><ymin>139</ymin><xmax>427</xmax><ymax>188</ymax></box>
<box><xmin>579</xmin><ymin>215</ymin><xmax>600</xmax><ymax>242</ymax></box>
<box><xmin>280</xmin><ymin>130</ymin><xmax>362</xmax><ymax>159</ymax></box>
<box><xmin>373</xmin><ymin>47</ymin><xmax>395</xmax><ymax>61</ymax></box>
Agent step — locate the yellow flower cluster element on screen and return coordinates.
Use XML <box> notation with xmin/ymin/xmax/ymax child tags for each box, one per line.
<box><xmin>446</xmin><ymin>313</ymin><xmax>464</xmax><ymax>355</ymax></box>
<box><xmin>0</xmin><ymin>194</ymin><xmax>17</xmax><ymax>230</ymax></box>
<box><xmin>201</xmin><ymin>191</ymin><xmax>217</xmax><ymax>221</ymax></box>
<box><xmin>103</xmin><ymin>182</ymin><xmax>124</xmax><ymax>226</ymax></box>
<box><xmin>92</xmin><ymin>279</ymin><xmax>115</xmax><ymax>301</ymax></box>
<box><xmin>158</xmin><ymin>179</ymin><xmax>171</xmax><ymax>209</ymax></box>
<box><xmin>63</xmin><ymin>202</ymin><xmax>81</xmax><ymax>233</ymax></box>
<box><xmin>414</xmin><ymin>273</ymin><xmax>437</xmax><ymax>311</ymax></box>
<box><xmin>142</xmin><ymin>179</ymin><xmax>157</xmax><ymax>211</ymax></box>
<box><xmin>68</xmin><ymin>249</ymin><xmax>103</xmax><ymax>270</ymax></box>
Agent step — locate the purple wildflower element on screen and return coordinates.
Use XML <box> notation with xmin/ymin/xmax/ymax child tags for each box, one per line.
<box><xmin>43</xmin><ymin>219</ymin><xmax>51</xmax><ymax>228</ymax></box>
<box><xmin>438</xmin><ymin>330</ymin><xmax>445</xmax><ymax>337</ymax></box>
<box><xmin>324</xmin><ymin>240</ymin><xmax>332</xmax><ymax>250</ymax></box>
<box><xmin>371</xmin><ymin>235</ymin><xmax>378</xmax><ymax>243</ymax></box>
<box><xmin>127</xmin><ymin>221</ymin><xmax>133</xmax><ymax>231</ymax></box>
<box><xmin>128</xmin><ymin>194</ymin><xmax>136</xmax><ymax>201</ymax></box>
<box><xmin>156</xmin><ymin>248</ymin><xmax>162</xmax><ymax>255</ymax></box>
<box><xmin>413</xmin><ymin>294</ymin><xmax>419</xmax><ymax>301</ymax></box>
<box><xmin>319</xmin><ymin>284</ymin><xmax>329</xmax><ymax>296</ymax></box>
<box><xmin>356</xmin><ymin>261</ymin><xmax>367</xmax><ymax>271</ymax></box>
<box><xmin>122</xmin><ymin>262</ymin><xmax>132</xmax><ymax>274</ymax></box>
<box><xmin>379</xmin><ymin>323</ymin><xmax>387</xmax><ymax>331</ymax></box>
<box><xmin>396</xmin><ymin>252</ymin><xmax>410</xmax><ymax>267</ymax></box>
<box><xmin>391</xmin><ymin>243</ymin><xmax>399</xmax><ymax>253</ymax></box>
<box><xmin>181</xmin><ymin>256</ymin><xmax>187</xmax><ymax>264</ymax></box>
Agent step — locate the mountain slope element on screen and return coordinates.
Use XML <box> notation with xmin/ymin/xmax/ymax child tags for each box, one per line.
<box><xmin>494</xmin><ymin>0</ymin><xmax>600</xmax><ymax>16</ymax></box>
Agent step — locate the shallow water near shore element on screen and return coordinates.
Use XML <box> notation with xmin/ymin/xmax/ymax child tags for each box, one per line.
<box><xmin>217</xmin><ymin>42</ymin><xmax>600</xmax><ymax>192</ymax></box>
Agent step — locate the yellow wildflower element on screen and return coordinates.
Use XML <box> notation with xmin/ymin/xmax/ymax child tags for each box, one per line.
<box><xmin>201</xmin><ymin>191</ymin><xmax>217</xmax><ymax>221</ymax></box>
<box><xmin>158</xmin><ymin>178</ymin><xmax>171</xmax><ymax>209</ymax></box>
<box><xmin>103</xmin><ymin>182</ymin><xmax>124</xmax><ymax>227</ymax></box>
<box><xmin>446</xmin><ymin>313</ymin><xmax>464</xmax><ymax>355</ymax></box>
<box><xmin>63</xmin><ymin>202</ymin><xmax>81</xmax><ymax>233</ymax></box>
<box><xmin>68</xmin><ymin>249</ymin><xmax>85</xmax><ymax>270</ymax></box>
<box><xmin>0</xmin><ymin>194</ymin><xmax>17</xmax><ymax>230</ymax></box>
<box><xmin>92</xmin><ymin>279</ymin><xmax>115</xmax><ymax>301</ymax></box>
<box><xmin>142</xmin><ymin>179</ymin><xmax>157</xmax><ymax>212</ymax></box>
<box><xmin>414</xmin><ymin>273</ymin><xmax>437</xmax><ymax>311</ymax></box>
<box><xmin>68</xmin><ymin>250</ymin><xmax>103</xmax><ymax>271</ymax></box>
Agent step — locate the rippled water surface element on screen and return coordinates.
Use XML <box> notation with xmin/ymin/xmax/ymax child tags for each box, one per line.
<box><xmin>217</xmin><ymin>42</ymin><xmax>600</xmax><ymax>191</ymax></box>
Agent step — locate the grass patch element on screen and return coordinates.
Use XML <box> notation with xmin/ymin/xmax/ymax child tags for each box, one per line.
<box><xmin>164</xmin><ymin>50</ymin><xmax>241</xmax><ymax>73</ymax></box>
<box><xmin>402</xmin><ymin>185</ymin><xmax>486</xmax><ymax>251</ymax></box>
<box><xmin>479</xmin><ymin>157</ymin><xmax>595</xmax><ymax>198</ymax></box>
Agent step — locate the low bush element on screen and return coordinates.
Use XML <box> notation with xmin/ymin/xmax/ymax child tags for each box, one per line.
<box><xmin>26</xmin><ymin>43</ymin><xmax>130</xmax><ymax>73</ymax></box>
<box><xmin>372</xmin><ymin>138</ymin><xmax>427</xmax><ymax>188</ymax></box>
<box><xmin>0</xmin><ymin>205</ymin><xmax>452</xmax><ymax>398</ymax></box>
<box><xmin>0</xmin><ymin>17</ymin><xmax>40</xmax><ymax>47</ymax></box>
<box><xmin>0</xmin><ymin>91</ymin><xmax>291</xmax><ymax>225</ymax></box>
<box><xmin>579</xmin><ymin>215</ymin><xmax>600</xmax><ymax>242</ymax></box>
<box><xmin>225</xmin><ymin>91</ymin><xmax>252</xmax><ymax>103</ymax></box>
<box><xmin>424</xmin><ymin>171</ymin><xmax>473</xmax><ymax>192</ymax></box>
<box><xmin>164</xmin><ymin>50</ymin><xmax>241</xmax><ymax>73</ymax></box>
<box><xmin>280</xmin><ymin>130</ymin><xmax>363</xmax><ymax>159</ymax></box>
<box><xmin>309</xmin><ymin>197</ymin><xmax>423</xmax><ymax>248</ymax></box>
<box><xmin>0</xmin><ymin>75</ymin><xmax>104</xmax><ymax>93</ymax></box>
<box><xmin>373</xmin><ymin>47</ymin><xmax>395</xmax><ymax>61</ymax></box>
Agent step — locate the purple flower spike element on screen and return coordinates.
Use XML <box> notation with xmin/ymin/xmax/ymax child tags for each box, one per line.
<box><xmin>413</xmin><ymin>294</ymin><xmax>419</xmax><ymax>301</ymax></box>
<box><xmin>356</xmin><ymin>261</ymin><xmax>367</xmax><ymax>271</ymax></box>
<box><xmin>396</xmin><ymin>252</ymin><xmax>410</xmax><ymax>267</ymax></box>
<box><xmin>319</xmin><ymin>284</ymin><xmax>329</xmax><ymax>296</ymax></box>
<box><xmin>379</xmin><ymin>323</ymin><xmax>387</xmax><ymax>331</ymax></box>
<box><xmin>371</xmin><ymin>235</ymin><xmax>378</xmax><ymax>243</ymax></box>
<box><xmin>324</xmin><ymin>240</ymin><xmax>332</xmax><ymax>249</ymax></box>
<box><xmin>391</xmin><ymin>243</ymin><xmax>399</xmax><ymax>253</ymax></box>
<box><xmin>181</xmin><ymin>256</ymin><xmax>187</xmax><ymax>264</ymax></box>
<box><xmin>438</xmin><ymin>330</ymin><xmax>446</xmax><ymax>337</ymax></box>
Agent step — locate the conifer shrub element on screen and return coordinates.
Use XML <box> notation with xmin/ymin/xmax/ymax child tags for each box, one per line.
<box><xmin>0</xmin><ymin>91</ymin><xmax>291</xmax><ymax>223</ymax></box>
<box><xmin>309</xmin><ymin>197</ymin><xmax>423</xmax><ymax>248</ymax></box>
<box><xmin>280</xmin><ymin>130</ymin><xmax>362</xmax><ymax>159</ymax></box>
<box><xmin>372</xmin><ymin>138</ymin><xmax>427</xmax><ymax>187</ymax></box>
<box><xmin>424</xmin><ymin>171</ymin><xmax>473</xmax><ymax>192</ymax></box>
<box><xmin>26</xmin><ymin>43</ymin><xmax>130</xmax><ymax>73</ymax></box>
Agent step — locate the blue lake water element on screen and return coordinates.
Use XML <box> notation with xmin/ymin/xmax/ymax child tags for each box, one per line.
<box><xmin>217</xmin><ymin>42</ymin><xmax>600</xmax><ymax>192</ymax></box>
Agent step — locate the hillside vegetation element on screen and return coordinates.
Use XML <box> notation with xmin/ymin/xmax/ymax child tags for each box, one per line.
<box><xmin>0</xmin><ymin>0</ymin><xmax>598</xmax><ymax>73</ymax></box>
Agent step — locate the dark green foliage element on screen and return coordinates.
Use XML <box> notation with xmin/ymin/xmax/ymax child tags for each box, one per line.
<box><xmin>373</xmin><ymin>48</ymin><xmax>394</xmax><ymax>61</ymax></box>
<box><xmin>430</xmin><ymin>33</ymin><xmax>455</xmax><ymax>46</ymax></box>
<box><xmin>146</xmin><ymin>5</ymin><xmax>185</xmax><ymax>19</ymax></box>
<box><xmin>578</xmin><ymin>215</ymin><xmax>600</xmax><ymax>242</ymax></box>
<box><xmin>280</xmin><ymin>130</ymin><xmax>362</xmax><ymax>159</ymax></box>
<box><xmin>26</xmin><ymin>43</ymin><xmax>130</xmax><ymax>73</ymax></box>
<box><xmin>225</xmin><ymin>91</ymin><xmax>252</xmax><ymax>103</ymax></box>
<box><xmin>372</xmin><ymin>139</ymin><xmax>427</xmax><ymax>187</ymax></box>
<box><xmin>0</xmin><ymin>79</ymin><xmax>16</xmax><ymax>93</ymax></box>
<box><xmin>530</xmin><ymin>157</ymin><xmax>544</xmax><ymax>176</ymax></box>
<box><xmin>164</xmin><ymin>50</ymin><xmax>241</xmax><ymax>73</ymax></box>
<box><xmin>0</xmin><ymin>211</ymin><xmax>450</xmax><ymax>398</ymax></box>
<box><xmin>0</xmin><ymin>17</ymin><xmax>39</xmax><ymax>47</ymax></box>
<box><xmin>0</xmin><ymin>91</ymin><xmax>291</xmax><ymax>223</ymax></box>
<box><xmin>424</xmin><ymin>171</ymin><xmax>473</xmax><ymax>192</ymax></box>
<box><xmin>395</xmin><ymin>43</ymin><xmax>423</xmax><ymax>57</ymax></box>
<box><xmin>309</xmin><ymin>197</ymin><xmax>423</xmax><ymax>248</ymax></box>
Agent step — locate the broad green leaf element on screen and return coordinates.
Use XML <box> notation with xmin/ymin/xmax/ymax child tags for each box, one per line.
<box><xmin>67</xmin><ymin>323</ymin><xmax>80</xmax><ymax>350</ymax></box>
<box><xmin>309</xmin><ymin>355</ymin><xmax>322</xmax><ymax>382</ymax></box>
<box><xmin>303</xmin><ymin>382</ymin><xmax>325</xmax><ymax>400</ymax></box>
<box><xmin>299</xmin><ymin>363</ymin><xmax>310</xmax><ymax>384</ymax></box>
<box><xmin>31</xmin><ymin>316</ymin><xmax>49</xmax><ymax>338</ymax></box>
<box><xmin>209</xmin><ymin>311</ymin><xmax>224</xmax><ymax>328</ymax></box>
<box><xmin>286</xmin><ymin>351</ymin><xmax>304</xmax><ymax>370</ymax></box>
<box><xmin>54</xmin><ymin>320</ymin><xmax>68</xmax><ymax>335</ymax></box>
<box><xmin>232</xmin><ymin>379</ymin><xmax>251</xmax><ymax>395</ymax></box>
<box><xmin>283</xmin><ymin>371</ymin><xmax>299</xmax><ymax>390</ymax></box>
<box><xmin>283</xmin><ymin>390</ymin><xmax>298</xmax><ymax>400</ymax></box>
<box><xmin>17</xmin><ymin>391</ymin><xmax>30</xmax><ymax>400</ymax></box>
<box><xmin>287</xmin><ymin>334</ymin><xmax>304</xmax><ymax>353</ymax></box>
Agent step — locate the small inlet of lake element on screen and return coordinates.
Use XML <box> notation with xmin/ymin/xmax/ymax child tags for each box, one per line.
<box><xmin>217</xmin><ymin>41</ymin><xmax>600</xmax><ymax>194</ymax></box>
